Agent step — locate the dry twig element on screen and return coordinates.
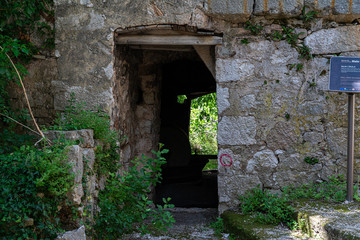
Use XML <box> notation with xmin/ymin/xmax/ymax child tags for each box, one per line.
<box><xmin>0</xmin><ymin>46</ymin><xmax>50</xmax><ymax>144</ymax></box>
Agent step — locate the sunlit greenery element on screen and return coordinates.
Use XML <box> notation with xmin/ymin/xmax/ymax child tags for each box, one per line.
<box><xmin>189</xmin><ymin>93</ymin><xmax>217</xmax><ymax>155</ymax></box>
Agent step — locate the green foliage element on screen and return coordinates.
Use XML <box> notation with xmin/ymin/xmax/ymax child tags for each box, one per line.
<box><xmin>298</xmin><ymin>43</ymin><xmax>313</xmax><ymax>60</ymax></box>
<box><xmin>94</xmin><ymin>149</ymin><xmax>175</xmax><ymax>239</ymax></box>
<box><xmin>245</xmin><ymin>21</ymin><xmax>263</xmax><ymax>35</ymax></box>
<box><xmin>0</xmin><ymin>0</ymin><xmax>54</xmax><ymax>49</ymax></box>
<box><xmin>210</xmin><ymin>217</ymin><xmax>224</xmax><ymax>237</ymax></box>
<box><xmin>240</xmin><ymin>38</ymin><xmax>249</xmax><ymax>45</ymax></box>
<box><xmin>288</xmin><ymin>63</ymin><xmax>304</xmax><ymax>72</ymax></box>
<box><xmin>0</xmin><ymin>139</ymin><xmax>77</xmax><ymax>239</ymax></box>
<box><xmin>281</xmin><ymin>26</ymin><xmax>300</xmax><ymax>47</ymax></box>
<box><xmin>177</xmin><ymin>94</ymin><xmax>187</xmax><ymax>104</ymax></box>
<box><xmin>272</xmin><ymin>31</ymin><xmax>284</xmax><ymax>40</ymax></box>
<box><xmin>203</xmin><ymin>159</ymin><xmax>218</xmax><ymax>171</ymax></box>
<box><xmin>238</xmin><ymin>187</ymin><xmax>297</xmax><ymax>229</ymax></box>
<box><xmin>0</xmin><ymin>0</ymin><xmax>54</xmax><ymax>154</ymax></box>
<box><xmin>308</xmin><ymin>81</ymin><xmax>317</xmax><ymax>87</ymax></box>
<box><xmin>283</xmin><ymin>175</ymin><xmax>360</xmax><ymax>202</ymax></box>
<box><xmin>301</xmin><ymin>6</ymin><xmax>318</xmax><ymax>23</ymax></box>
<box><xmin>277</xmin><ymin>26</ymin><xmax>312</xmax><ymax>61</ymax></box>
<box><xmin>52</xmin><ymin>93</ymin><xmax>121</xmax><ymax>174</ymax></box>
<box><xmin>209</xmin><ymin>217</ymin><xmax>237</xmax><ymax>240</ymax></box>
<box><xmin>284</xmin><ymin>113</ymin><xmax>291</xmax><ymax>120</ymax></box>
<box><xmin>189</xmin><ymin>93</ymin><xmax>217</xmax><ymax>155</ymax></box>
<box><xmin>0</xmin><ymin>36</ymin><xmax>33</xmax><ymax>137</ymax></box>
<box><xmin>304</xmin><ymin>156</ymin><xmax>319</xmax><ymax>165</ymax></box>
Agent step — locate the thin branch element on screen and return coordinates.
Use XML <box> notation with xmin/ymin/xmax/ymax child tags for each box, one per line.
<box><xmin>0</xmin><ymin>113</ymin><xmax>41</xmax><ymax>136</ymax></box>
<box><xmin>0</xmin><ymin>46</ymin><xmax>46</xmax><ymax>140</ymax></box>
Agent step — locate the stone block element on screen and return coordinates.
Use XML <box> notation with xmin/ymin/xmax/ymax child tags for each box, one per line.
<box><xmin>45</xmin><ymin>130</ymin><xmax>95</xmax><ymax>148</ymax></box>
<box><xmin>303</xmin><ymin>131</ymin><xmax>324</xmax><ymax>144</ymax></box>
<box><xmin>209</xmin><ymin>0</ymin><xmax>254</xmax><ymax>15</ymax></box>
<box><xmin>208</xmin><ymin>0</ymin><xmax>254</xmax><ymax>22</ymax></box>
<box><xmin>266</xmin><ymin>122</ymin><xmax>298</xmax><ymax>150</ymax></box>
<box><xmin>315</xmin><ymin>0</ymin><xmax>331</xmax><ymax>9</ymax></box>
<box><xmin>56</xmin><ymin>225</ymin><xmax>86</xmax><ymax>240</ymax></box>
<box><xmin>83</xmin><ymin>148</ymin><xmax>95</xmax><ymax>170</ymax></box>
<box><xmin>305</xmin><ymin>26</ymin><xmax>360</xmax><ymax>55</ymax></box>
<box><xmin>218</xmin><ymin>174</ymin><xmax>261</xmax><ymax>213</ymax></box>
<box><xmin>326</xmin><ymin>127</ymin><xmax>347</xmax><ymax>156</ymax></box>
<box><xmin>64</xmin><ymin>145</ymin><xmax>85</xmax><ymax>205</ymax></box>
<box><xmin>334</xmin><ymin>0</ymin><xmax>350</xmax><ymax>14</ymax></box>
<box><xmin>218</xmin><ymin>116</ymin><xmax>256</xmax><ymax>145</ymax></box>
<box><xmin>246</xmin><ymin>149</ymin><xmax>278</xmax><ymax>173</ymax></box>
<box><xmin>254</xmin><ymin>0</ymin><xmax>303</xmax><ymax>16</ymax></box>
<box><xmin>216</xmin><ymin>86</ymin><xmax>230</xmax><ymax>115</ymax></box>
<box><xmin>216</xmin><ymin>59</ymin><xmax>255</xmax><ymax>82</ymax></box>
<box><xmin>352</xmin><ymin>1</ymin><xmax>360</xmax><ymax>14</ymax></box>
<box><xmin>66</xmin><ymin>145</ymin><xmax>84</xmax><ymax>184</ymax></box>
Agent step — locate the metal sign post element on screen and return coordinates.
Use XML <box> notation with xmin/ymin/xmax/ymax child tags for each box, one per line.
<box><xmin>329</xmin><ymin>57</ymin><xmax>360</xmax><ymax>202</ymax></box>
<box><xmin>347</xmin><ymin>93</ymin><xmax>355</xmax><ymax>201</ymax></box>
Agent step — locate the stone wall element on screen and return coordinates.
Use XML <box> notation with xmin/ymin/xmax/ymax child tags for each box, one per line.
<box><xmin>45</xmin><ymin>129</ymin><xmax>98</xmax><ymax>227</ymax></box>
<box><xmin>216</xmin><ymin>24</ymin><xmax>360</xmax><ymax>212</ymax></box>
<box><xmin>53</xmin><ymin>0</ymin><xmax>360</xmax><ymax>213</ymax></box>
<box><xmin>7</xmin><ymin>58</ymin><xmax>57</xmax><ymax>126</ymax></box>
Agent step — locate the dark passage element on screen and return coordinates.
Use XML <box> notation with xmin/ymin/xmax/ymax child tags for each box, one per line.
<box><xmin>155</xmin><ymin>59</ymin><xmax>218</xmax><ymax>208</ymax></box>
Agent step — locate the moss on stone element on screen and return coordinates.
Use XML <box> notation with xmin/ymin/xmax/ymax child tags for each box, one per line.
<box><xmin>221</xmin><ymin>211</ymin><xmax>273</xmax><ymax>240</ymax></box>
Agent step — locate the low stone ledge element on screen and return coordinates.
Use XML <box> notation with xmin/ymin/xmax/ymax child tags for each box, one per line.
<box><xmin>45</xmin><ymin>129</ymin><xmax>95</xmax><ymax>148</ymax></box>
<box><xmin>222</xmin><ymin>200</ymin><xmax>360</xmax><ymax>240</ymax></box>
<box><xmin>294</xmin><ymin>200</ymin><xmax>360</xmax><ymax>240</ymax></box>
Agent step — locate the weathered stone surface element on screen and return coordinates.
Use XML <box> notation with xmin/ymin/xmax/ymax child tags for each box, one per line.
<box><xmin>208</xmin><ymin>0</ymin><xmax>254</xmax><ymax>22</ymax></box>
<box><xmin>305</xmin><ymin>26</ymin><xmax>360</xmax><ymax>54</ymax></box>
<box><xmin>246</xmin><ymin>149</ymin><xmax>278</xmax><ymax>173</ymax></box>
<box><xmin>66</xmin><ymin>145</ymin><xmax>84</xmax><ymax>205</ymax></box>
<box><xmin>83</xmin><ymin>148</ymin><xmax>95</xmax><ymax>169</ymax></box>
<box><xmin>216</xmin><ymin>58</ymin><xmax>255</xmax><ymax>83</ymax></box>
<box><xmin>295</xmin><ymin>201</ymin><xmax>360</xmax><ymax>240</ymax></box>
<box><xmin>266</xmin><ymin>122</ymin><xmax>298</xmax><ymax>151</ymax></box>
<box><xmin>246</xmin><ymin>149</ymin><xmax>278</xmax><ymax>187</ymax></box>
<box><xmin>326</xmin><ymin>127</ymin><xmax>347</xmax><ymax>156</ymax></box>
<box><xmin>218</xmin><ymin>116</ymin><xmax>257</xmax><ymax>145</ymax></box>
<box><xmin>303</xmin><ymin>131</ymin><xmax>323</xmax><ymax>143</ymax></box>
<box><xmin>218</xmin><ymin>174</ymin><xmax>262</xmax><ymax>212</ymax></box>
<box><xmin>254</xmin><ymin>0</ymin><xmax>304</xmax><ymax>16</ymax></box>
<box><xmin>49</xmin><ymin>0</ymin><xmax>360</xmax><ymax>218</ymax></box>
<box><xmin>216</xmin><ymin>86</ymin><xmax>230</xmax><ymax>114</ymax></box>
<box><xmin>45</xmin><ymin>130</ymin><xmax>95</xmax><ymax>148</ymax></box>
<box><xmin>56</xmin><ymin>225</ymin><xmax>86</xmax><ymax>240</ymax></box>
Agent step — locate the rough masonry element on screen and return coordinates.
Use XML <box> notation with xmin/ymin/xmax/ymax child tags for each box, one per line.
<box><xmin>16</xmin><ymin>0</ymin><xmax>360</xmax><ymax>213</ymax></box>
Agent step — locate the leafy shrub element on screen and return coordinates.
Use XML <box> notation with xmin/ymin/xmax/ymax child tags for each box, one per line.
<box><xmin>0</xmin><ymin>139</ymin><xmax>76</xmax><ymax>239</ymax></box>
<box><xmin>52</xmin><ymin>93</ymin><xmax>121</xmax><ymax>174</ymax></box>
<box><xmin>283</xmin><ymin>175</ymin><xmax>360</xmax><ymax>202</ymax></box>
<box><xmin>94</xmin><ymin>149</ymin><xmax>175</xmax><ymax>239</ymax></box>
<box><xmin>238</xmin><ymin>187</ymin><xmax>297</xmax><ymax>229</ymax></box>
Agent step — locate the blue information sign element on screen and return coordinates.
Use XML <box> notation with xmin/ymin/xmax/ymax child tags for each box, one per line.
<box><xmin>329</xmin><ymin>57</ymin><xmax>360</xmax><ymax>92</ymax></box>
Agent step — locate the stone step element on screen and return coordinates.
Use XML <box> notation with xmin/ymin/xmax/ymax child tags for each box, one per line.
<box><xmin>221</xmin><ymin>200</ymin><xmax>360</xmax><ymax>240</ymax></box>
